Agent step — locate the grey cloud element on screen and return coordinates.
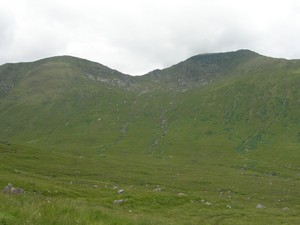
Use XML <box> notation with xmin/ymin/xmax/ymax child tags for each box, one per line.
<box><xmin>1</xmin><ymin>0</ymin><xmax>300</xmax><ymax>74</ymax></box>
<box><xmin>0</xmin><ymin>10</ymin><xmax>15</xmax><ymax>62</ymax></box>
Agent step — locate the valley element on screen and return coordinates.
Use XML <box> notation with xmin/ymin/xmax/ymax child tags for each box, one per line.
<box><xmin>0</xmin><ymin>50</ymin><xmax>300</xmax><ymax>224</ymax></box>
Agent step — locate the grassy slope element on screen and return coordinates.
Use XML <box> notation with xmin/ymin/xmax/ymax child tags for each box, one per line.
<box><xmin>1</xmin><ymin>51</ymin><xmax>300</xmax><ymax>224</ymax></box>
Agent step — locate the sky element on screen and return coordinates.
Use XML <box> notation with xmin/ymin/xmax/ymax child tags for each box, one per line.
<box><xmin>1</xmin><ymin>0</ymin><xmax>300</xmax><ymax>75</ymax></box>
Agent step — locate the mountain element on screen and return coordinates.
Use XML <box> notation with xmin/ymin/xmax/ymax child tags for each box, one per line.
<box><xmin>0</xmin><ymin>50</ymin><xmax>300</xmax><ymax>225</ymax></box>
<box><xmin>142</xmin><ymin>49</ymin><xmax>261</xmax><ymax>87</ymax></box>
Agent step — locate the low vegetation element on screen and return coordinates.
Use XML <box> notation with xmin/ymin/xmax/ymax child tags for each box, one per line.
<box><xmin>0</xmin><ymin>50</ymin><xmax>300</xmax><ymax>224</ymax></box>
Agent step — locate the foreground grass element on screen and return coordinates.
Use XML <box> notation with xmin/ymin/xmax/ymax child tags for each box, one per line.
<box><xmin>1</xmin><ymin>143</ymin><xmax>300</xmax><ymax>225</ymax></box>
<box><xmin>0</xmin><ymin>194</ymin><xmax>166</xmax><ymax>225</ymax></box>
<box><xmin>1</xmin><ymin>194</ymin><xmax>299</xmax><ymax>225</ymax></box>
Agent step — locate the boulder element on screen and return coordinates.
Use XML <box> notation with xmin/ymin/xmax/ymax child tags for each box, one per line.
<box><xmin>153</xmin><ymin>187</ymin><xmax>162</xmax><ymax>192</ymax></box>
<box><xmin>256</xmin><ymin>203</ymin><xmax>265</xmax><ymax>209</ymax></box>
<box><xmin>113</xmin><ymin>199</ymin><xmax>125</xmax><ymax>204</ymax></box>
<box><xmin>177</xmin><ymin>193</ymin><xmax>187</xmax><ymax>197</ymax></box>
<box><xmin>3</xmin><ymin>183</ymin><xmax>24</xmax><ymax>195</ymax></box>
<box><xmin>117</xmin><ymin>189</ymin><xmax>124</xmax><ymax>194</ymax></box>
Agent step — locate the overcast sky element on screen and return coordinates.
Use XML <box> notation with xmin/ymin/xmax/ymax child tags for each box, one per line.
<box><xmin>1</xmin><ymin>0</ymin><xmax>300</xmax><ymax>75</ymax></box>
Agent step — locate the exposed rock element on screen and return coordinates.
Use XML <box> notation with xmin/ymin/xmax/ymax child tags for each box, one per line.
<box><xmin>86</xmin><ymin>74</ymin><xmax>95</xmax><ymax>80</ymax></box>
<box><xmin>226</xmin><ymin>205</ymin><xmax>232</xmax><ymax>209</ymax></box>
<box><xmin>282</xmin><ymin>207</ymin><xmax>289</xmax><ymax>211</ymax></box>
<box><xmin>256</xmin><ymin>203</ymin><xmax>265</xmax><ymax>209</ymax></box>
<box><xmin>117</xmin><ymin>189</ymin><xmax>124</xmax><ymax>194</ymax></box>
<box><xmin>153</xmin><ymin>187</ymin><xmax>162</xmax><ymax>192</ymax></box>
<box><xmin>177</xmin><ymin>193</ymin><xmax>187</xmax><ymax>197</ymax></box>
<box><xmin>113</xmin><ymin>199</ymin><xmax>125</xmax><ymax>204</ymax></box>
<box><xmin>3</xmin><ymin>183</ymin><xmax>24</xmax><ymax>195</ymax></box>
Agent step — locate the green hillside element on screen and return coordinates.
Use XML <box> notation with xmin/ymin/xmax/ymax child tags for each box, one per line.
<box><xmin>0</xmin><ymin>50</ymin><xmax>300</xmax><ymax>225</ymax></box>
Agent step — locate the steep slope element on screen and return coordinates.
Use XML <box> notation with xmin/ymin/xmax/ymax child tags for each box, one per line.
<box><xmin>0</xmin><ymin>49</ymin><xmax>298</xmax><ymax>153</ymax></box>
<box><xmin>140</xmin><ymin>49</ymin><xmax>265</xmax><ymax>89</ymax></box>
<box><xmin>0</xmin><ymin>55</ymin><xmax>139</xmax><ymax>99</ymax></box>
<box><xmin>0</xmin><ymin>56</ymin><xmax>141</xmax><ymax>149</ymax></box>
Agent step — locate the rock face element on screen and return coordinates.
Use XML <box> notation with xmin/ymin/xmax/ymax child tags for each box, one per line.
<box><xmin>3</xmin><ymin>183</ymin><xmax>24</xmax><ymax>195</ymax></box>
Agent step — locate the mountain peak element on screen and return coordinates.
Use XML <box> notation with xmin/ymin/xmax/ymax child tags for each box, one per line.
<box><xmin>142</xmin><ymin>49</ymin><xmax>262</xmax><ymax>89</ymax></box>
<box><xmin>187</xmin><ymin>49</ymin><xmax>259</xmax><ymax>61</ymax></box>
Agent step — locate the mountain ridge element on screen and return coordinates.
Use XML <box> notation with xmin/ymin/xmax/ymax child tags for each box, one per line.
<box><xmin>1</xmin><ymin>49</ymin><xmax>293</xmax><ymax>94</ymax></box>
<box><xmin>0</xmin><ymin>49</ymin><xmax>285</xmax><ymax>77</ymax></box>
<box><xmin>0</xmin><ymin>48</ymin><xmax>299</xmax><ymax>150</ymax></box>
